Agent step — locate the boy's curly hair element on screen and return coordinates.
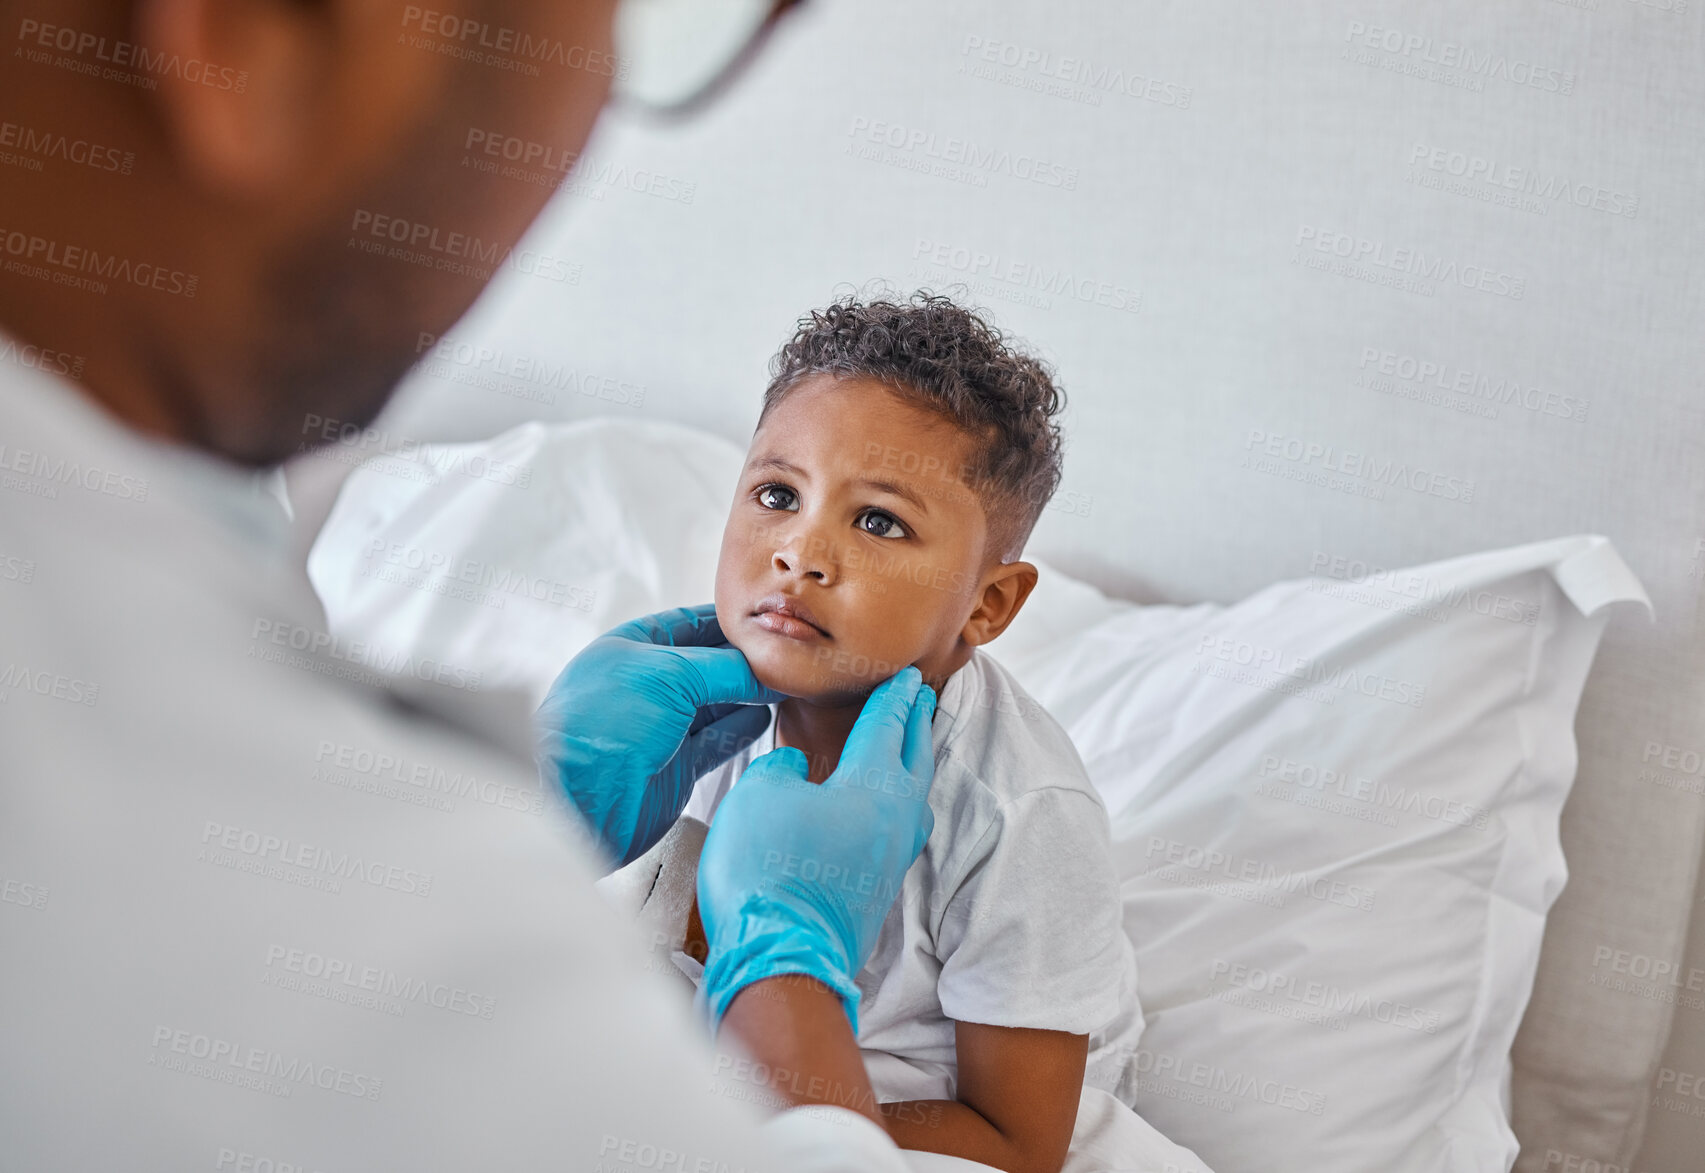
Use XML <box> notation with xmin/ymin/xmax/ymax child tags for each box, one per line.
<box><xmin>759</xmin><ymin>290</ymin><xmax>1065</xmax><ymax>564</ymax></box>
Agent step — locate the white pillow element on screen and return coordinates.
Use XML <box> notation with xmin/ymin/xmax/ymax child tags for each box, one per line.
<box><xmin>990</xmin><ymin>534</ymin><xmax>1651</xmax><ymax>1173</ymax></box>
<box><xmin>306</xmin><ymin>418</ymin><xmax>745</xmax><ymax>708</ymax></box>
<box><xmin>306</xmin><ymin>421</ymin><xmax>1651</xmax><ymax>1173</ymax></box>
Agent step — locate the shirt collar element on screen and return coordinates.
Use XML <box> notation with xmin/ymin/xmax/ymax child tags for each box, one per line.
<box><xmin>0</xmin><ymin>329</ymin><xmax>295</xmax><ymax>561</ymax></box>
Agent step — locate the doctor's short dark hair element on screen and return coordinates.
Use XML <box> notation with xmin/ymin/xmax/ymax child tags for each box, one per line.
<box><xmin>759</xmin><ymin>290</ymin><xmax>1066</xmax><ymax>564</ymax></box>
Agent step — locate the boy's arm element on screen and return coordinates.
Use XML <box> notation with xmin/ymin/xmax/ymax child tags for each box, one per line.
<box><xmin>876</xmin><ymin>1021</ymin><xmax>1086</xmax><ymax>1173</ymax></box>
<box><xmin>720</xmin><ymin>975</ymin><xmax>892</xmax><ymax>1130</ymax></box>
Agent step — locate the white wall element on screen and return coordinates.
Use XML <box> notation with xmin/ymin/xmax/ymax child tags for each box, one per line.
<box><xmin>369</xmin><ymin>2</ymin><xmax>1705</xmax><ymax>1168</ymax></box>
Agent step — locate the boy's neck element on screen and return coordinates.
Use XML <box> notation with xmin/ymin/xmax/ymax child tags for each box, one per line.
<box><xmin>772</xmin><ymin>654</ymin><xmax>969</xmax><ymax>784</ymax></box>
<box><xmin>773</xmin><ymin>698</ymin><xmax>862</xmax><ymax>783</ymax></box>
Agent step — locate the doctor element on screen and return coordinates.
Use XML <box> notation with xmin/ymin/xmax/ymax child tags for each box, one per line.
<box><xmin>0</xmin><ymin>0</ymin><xmax>952</xmax><ymax>1169</ymax></box>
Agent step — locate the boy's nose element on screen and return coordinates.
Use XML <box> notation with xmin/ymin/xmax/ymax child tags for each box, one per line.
<box><xmin>773</xmin><ymin>531</ymin><xmax>836</xmax><ymax>582</ymax></box>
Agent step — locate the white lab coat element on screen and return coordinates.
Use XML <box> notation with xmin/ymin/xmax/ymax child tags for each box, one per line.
<box><xmin>0</xmin><ymin>347</ymin><xmax>982</xmax><ymax>1172</ymax></box>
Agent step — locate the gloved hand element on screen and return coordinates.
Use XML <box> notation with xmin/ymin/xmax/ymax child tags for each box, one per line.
<box><xmin>535</xmin><ymin>604</ymin><xmax>787</xmax><ymax>869</ymax></box>
<box><xmin>696</xmin><ymin>665</ymin><xmax>938</xmax><ymax>1036</ymax></box>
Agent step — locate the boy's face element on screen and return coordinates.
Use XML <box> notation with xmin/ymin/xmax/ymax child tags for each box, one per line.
<box><xmin>715</xmin><ymin>375</ymin><xmax>993</xmax><ymax>705</ymax></box>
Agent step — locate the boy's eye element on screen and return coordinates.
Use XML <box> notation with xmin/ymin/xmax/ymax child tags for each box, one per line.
<box><xmin>857</xmin><ymin>509</ymin><xmax>909</xmax><ymax>540</ymax></box>
<box><xmin>755</xmin><ymin>484</ymin><xmax>798</xmax><ymax>512</ymax></box>
<box><xmin>753</xmin><ymin>484</ymin><xmax>907</xmax><ymax>539</ymax></box>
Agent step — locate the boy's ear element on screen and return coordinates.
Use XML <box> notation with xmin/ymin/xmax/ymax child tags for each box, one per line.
<box><xmin>961</xmin><ymin>561</ymin><xmax>1040</xmax><ymax>648</ymax></box>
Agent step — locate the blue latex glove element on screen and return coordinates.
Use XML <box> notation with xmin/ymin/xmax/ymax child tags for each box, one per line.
<box><xmin>535</xmin><ymin>604</ymin><xmax>787</xmax><ymax>869</ymax></box>
<box><xmin>696</xmin><ymin>665</ymin><xmax>938</xmax><ymax>1036</ymax></box>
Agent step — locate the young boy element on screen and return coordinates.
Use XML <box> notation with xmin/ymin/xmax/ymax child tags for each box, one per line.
<box><xmin>598</xmin><ymin>293</ymin><xmax>1213</xmax><ymax>1173</ymax></box>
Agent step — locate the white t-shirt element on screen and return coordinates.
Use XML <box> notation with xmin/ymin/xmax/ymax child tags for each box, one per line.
<box><xmin>683</xmin><ymin>647</ymin><xmax>1147</xmax><ymax>1107</ymax></box>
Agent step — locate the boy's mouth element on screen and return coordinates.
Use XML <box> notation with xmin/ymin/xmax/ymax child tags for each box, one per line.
<box><xmin>751</xmin><ymin>593</ymin><xmax>830</xmax><ymax>641</ymax></box>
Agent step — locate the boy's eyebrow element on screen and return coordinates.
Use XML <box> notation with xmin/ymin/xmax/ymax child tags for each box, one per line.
<box><xmin>749</xmin><ymin>456</ymin><xmax>931</xmax><ymax>515</ymax></box>
<box><xmin>857</xmin><ymin>476</ymin><xmax>930</xmax><ymax>515</ymax></box>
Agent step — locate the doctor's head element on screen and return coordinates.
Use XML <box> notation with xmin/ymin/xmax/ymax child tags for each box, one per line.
<box><xmin>714</xmin><ymin>292</ymin><xmax>1064</xmax><ymax>706</ymax></box>
<box><xmin>0</xmin><ymin>0</ymin><xmax>619</xmax><ymax>465</ymax></box>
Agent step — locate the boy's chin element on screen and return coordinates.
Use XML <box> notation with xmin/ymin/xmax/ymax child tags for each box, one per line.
<box><xmin>741</xmin><ymin>642</ymin><xmax>881</xmax><ymax>706</ymax></box>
